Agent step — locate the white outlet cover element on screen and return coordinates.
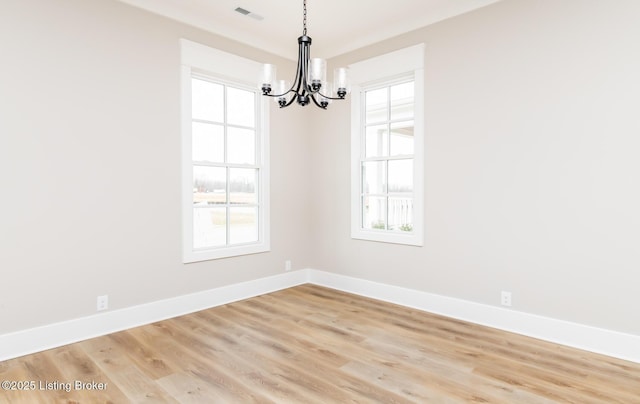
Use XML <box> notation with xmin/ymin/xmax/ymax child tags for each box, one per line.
<box><xmin>501</xmin><ymin>291</ymin><xmax>512</xmax><ymax>307</ymax></box>
<box><xmin>97</xmin><ymin>295</ymin><xmax>109</xmax><ymax>311</ymax></box>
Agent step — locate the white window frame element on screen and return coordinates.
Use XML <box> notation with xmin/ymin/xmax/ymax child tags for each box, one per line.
<box><xmin>350</xmin><ymin>44</ymin><xmax>425</xmax><ymax>246</ymax></box>
<box><xmin>181</xmin><ymin>39</ymin><xmax>270</xmax><ymax>263</ymax></box>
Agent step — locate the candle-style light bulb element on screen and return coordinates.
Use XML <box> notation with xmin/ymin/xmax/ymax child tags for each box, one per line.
<box><xmin>275</xmin><ymin>79</ymin><xmax>290</xmax><ymax>107</ymax></box>
<box><xmin>334</xmin><ymin>67</ymin><xmax>350</xmax><ymax>98</ymax></box>
<box><xmin>260</xmin><ymin>64</ymin><xmax>277</xmax><ymax>95</ymax></box>
<box><xmin>309</xmin><ymin>58</ymin><xmax>326</xmax><ymax>91</ymax></box>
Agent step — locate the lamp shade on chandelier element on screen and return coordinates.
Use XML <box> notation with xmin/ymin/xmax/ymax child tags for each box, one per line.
<box><xmin>260</xmin><ymin>0</ymin><xmax>350</xmax><ymax>109</ymax></box>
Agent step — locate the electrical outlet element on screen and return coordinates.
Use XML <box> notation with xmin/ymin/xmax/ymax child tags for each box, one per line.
<box><xmin>285</xmin><ymin>260</ymin><xmax>292</xmax><ymax>271</ymax></box>
<box><xmin>97</xmin><ymin>295</ymin><xmax>109</xmax><ymax>311</ymax></box>
<box><xmin>501</xmin><ymin>291</ymin><xmax>512</xmax><ymax>307</ymax></box>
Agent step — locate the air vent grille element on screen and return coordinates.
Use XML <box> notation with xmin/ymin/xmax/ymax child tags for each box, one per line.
<box><xmin>234</xmin><ymin>6</ymin><xmax>264</xmax><ymax>21</ymax></box>
<box><xmin>234</xmin><ymin>7</ymin><xmax>250</xmax><ymax>15</ymax></box>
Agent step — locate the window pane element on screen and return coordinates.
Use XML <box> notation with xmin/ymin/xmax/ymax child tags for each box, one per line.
<box><xmin>388</xmin><ymin>159</ymin><xmax>413</xmax><ymax>192</ymax></box>
<box><xmin>366</xmin><ymin>87</ymin><xmax>387</xmax><ymax>124</ymax></box>
<box><xmin>192</xmin><ymin>78</ymin><xmax>223</xmax><ymax>122</ymax></box>
<box><xmin>192</xmin><ymin>122</ymin><xmax>224</xmax><ymax>163</ymax></box>
<box><xmin>193</xmin><ymin>166</ymin><xmax>226</xmax><ymax>204</ymax></box>
<box><xmin>227</xmin><ymin>87</ymin><xmax>255</xmax><ymax>127</ymax></box>
<box><xmin>390</xmin><ymin>121</ymin><xmax>414</xmax><ymax>156</ymax></box>
<box><xmin>230</xmin><ymin>207</ymin><xmax>258</xmax><ymax>244</ymax></box>
<box><xmin>193</xmin><ymin>207</ymin><xmax>226</xmax><ymax>248</ymax></box>
<box><xmin>227</xmin><ymin>127</ymin><xmax>255</xmax><ymax>164</ymax></box>
<box><xmin>365</xmin><ymin>124</ymin><xmax>388</xmax><ymax>157</ymax></box>
<box><xmin>362</xmin><ymin>161</ymin><xmax>385</xmax><ymax>194</ymax></box>
<box><xmin>390</xmin><ymin>81</ymin><xmax>414</xmax><ymax>121</ymax></box>
<box><xmin>388</xmin><ymin>197</ymin><xmax>413</xmax><ymax>232</ymax></box>
<box><xmin>363</xmin><ymin>196</ymin><xmax>386</xmax><ymax>230</ymax></box>
<box><xmin>230</xmin><ymin>168</ymin><xmax>256</xmax><ymax>204</ymax></box>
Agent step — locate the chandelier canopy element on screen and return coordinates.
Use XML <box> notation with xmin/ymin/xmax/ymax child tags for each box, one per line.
<box><xmin>259</xmin><ymin>0</ymin><xmax>350</xmax><ymax>109</ymax></box>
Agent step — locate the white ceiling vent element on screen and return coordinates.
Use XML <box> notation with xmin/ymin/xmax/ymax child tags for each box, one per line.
<box><xmin>234</xmin><ymin>7</ymin><xmax>264</xmax><ymax>21</ymax></box>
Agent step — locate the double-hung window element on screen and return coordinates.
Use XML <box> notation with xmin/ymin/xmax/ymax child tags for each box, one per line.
<box><xmin>181</xmin><ymin>40</ymin><xmax>269</xmax><ymax>262</ymax></box>
<box><xmin>350</xmin><ymin>44</ymin><xmax>424</xmax><ymax>246</ymax></box>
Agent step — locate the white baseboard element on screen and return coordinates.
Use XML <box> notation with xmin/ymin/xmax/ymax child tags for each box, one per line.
<box><xmin>0</xmin><ymin>270</ymin><xmax>308</xmax><ymax>362</ymax></box>
<box><xmin>307</xmin><ymin>269</ymin><xmax>640</xmax><ymax>364</ymax></box>
<box><xmin>2</xmin><ymin>268</ymin><xmax>638</xmax><ymax>364</ymax></box>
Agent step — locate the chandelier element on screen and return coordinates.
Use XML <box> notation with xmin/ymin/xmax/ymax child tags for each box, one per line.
<box><xmin>259</xmin><ymin>0</ymin><xmax>350</xmax><ymax>109</ymax></box>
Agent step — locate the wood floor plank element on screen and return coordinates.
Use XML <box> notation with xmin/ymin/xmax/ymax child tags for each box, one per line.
<box><xmin>155</xmin><ymin>325</ymin><xmax>300</xmax><ymax>403</ymax></box>
<box><xmin>208</xmin><ymin>305</ymin><xmax>414</xmax><ymax>403</ymax></box>
<box><xmin>106</xmin><ymin>330</ymin><xmax>179</xmax><ymax>381</ymax></box>
<box><xmin>218</xmin><ymin>301</ymin><xmax>467</xmax><ymax>402</ymax></box>
<box><xmin>128</xmin><ymin>323</ymin><xmax>276</xmax><ymax>403</ymax></box>
<box><xmin>0</xmin><ymin>359</ymin><xmax>52</xmax><ymax>404</ymax></box>
<box><xmin>1</xmin><ymin>284</ymin><xmax>639</xmax><ymax>403</ymax></box>
<box><xmin>80</xmin><ymin>336</ymin><xmax>179</xmax><ymax>403</ymax></box>
<box><xmin>43</xmin><ymin>343</ymin><xmax>130</xmax><ymax>403</ymax></box>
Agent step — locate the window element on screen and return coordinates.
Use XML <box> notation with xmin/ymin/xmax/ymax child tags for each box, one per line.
<box><xmin>181</xmin><ymin>40</ymin><xmax>269</xmax><ymax>262</ymax></box>
<box><xmin>350</xmin><ymin>44</ymin><xmax>424</xmax><ymax>246</ymax></box>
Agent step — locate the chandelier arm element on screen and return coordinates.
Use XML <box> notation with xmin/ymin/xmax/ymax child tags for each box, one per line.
<box><xmin>309</xmin><ymin>93</ymin><xmax>328</xmax><ymax>109</ymax></box>
<box><xmin>303</xmin><ymin>43</ymin><xmax>324</xmax><ymax>98</ymax></box>
<box><xmin>316</xmin><ymin>93</ymin><xmax>347</xmax><ymax>100</ymax></box>
<box><xmin>264</xmin><ymin>37</ymin><xmax>306</xmax><ymax>100</ymax></box>
<box><xmin>297</xmin><ymin>38</ymin><xmax>310</xmax><ymax>95</ymax></box>
<box><xmin>261</xmin><ymin>89</ymin><xmax>294</xmax><ymax>98</ymax></box>
<box><xmin>286</xmin><ymin>35</ymin><xmax>314</xmax><ymax>106</ymax></box>
<box><xmin>281</xmin><ymin>94</ymin><xmax>297</xmax><ymax>108</ymax></box>
<box><xmin>305</xmin><ymin>44</ymin><xmax>312</xmax><ymax>93</ymax></box>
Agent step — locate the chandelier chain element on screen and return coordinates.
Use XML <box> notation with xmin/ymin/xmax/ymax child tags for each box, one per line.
<box><xmin>303</xmin><ymin>0</ymin><xmax>307</xmax><ymax>35</ymax></box>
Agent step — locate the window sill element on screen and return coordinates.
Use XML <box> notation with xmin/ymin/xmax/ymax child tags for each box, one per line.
<box><xmin>183</xmin><ymin>242</ymin><xmax>270</xmax><ymax>263</ymax></box>
<box><xmin>351</xmin><ymin>229</ymin><xmax>423</xmax><ymax>246</ymax></box>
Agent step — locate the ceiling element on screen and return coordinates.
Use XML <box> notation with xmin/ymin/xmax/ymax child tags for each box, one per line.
<box><xmin>118</xmin><ymin>0</ymin><xmax>502</xmax><ymax>60</ymax></box>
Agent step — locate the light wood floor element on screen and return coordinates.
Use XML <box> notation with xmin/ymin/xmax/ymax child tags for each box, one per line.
<box><xmin>1</xmin><ymin>285</ymin><xmax>639</xmax><ymax>403</ymax></box>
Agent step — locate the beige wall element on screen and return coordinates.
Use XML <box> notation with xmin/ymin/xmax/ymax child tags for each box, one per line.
<box><xmin>0</xmin><ymin>0</ymin><xmax>311</xmax><ymax>334</ymax></box>
<box><xmin>311</xmin><ymin>0</ymin><xmax>640</xmax><ymax>335</ymax></box>
<box><xmin>2</xmin><ymin>0</ymin><xmax>639</xmax><ymax>340</ymax></box>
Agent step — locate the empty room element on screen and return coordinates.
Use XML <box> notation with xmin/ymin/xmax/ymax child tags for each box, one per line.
<box><xmin>1</xmin><ymin>0</ymin><xmax>639</xmax><ymax>402</ymax></box>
